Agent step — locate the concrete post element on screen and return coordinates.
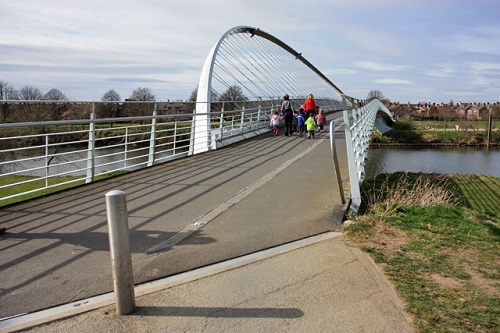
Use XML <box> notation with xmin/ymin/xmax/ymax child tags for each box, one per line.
<box><xmin>105</xmin><ymin>190</ymin><xmax>136</xmax><ymax>315</ymax></box>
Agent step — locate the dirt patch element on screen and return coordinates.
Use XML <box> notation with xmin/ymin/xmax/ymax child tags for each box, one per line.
<box><xmin>342</xmin><ymin>217</ymin><xmax>410</xmax><ymax>254</ymax></box>
<box><xmin>431</xmin><ymin>274</ymin><xmax>462</xmax><ymax>288</ymax></box>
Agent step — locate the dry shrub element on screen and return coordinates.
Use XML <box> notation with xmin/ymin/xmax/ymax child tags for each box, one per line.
<box><xmin>364</xmin><ymin>173</ymin><xmax>461</xmax><ymax>217</ymax></box>
<box><xmin>421</xmin><ymin>133</ymin><xmax>440</xmax><ymax>143</ymax></box>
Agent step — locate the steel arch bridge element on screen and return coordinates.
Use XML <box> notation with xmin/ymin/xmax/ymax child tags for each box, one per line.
<box><xmin>193</xmin><ymin>26</ymin><xmax>394</xmax><ymax>212</ymax></box>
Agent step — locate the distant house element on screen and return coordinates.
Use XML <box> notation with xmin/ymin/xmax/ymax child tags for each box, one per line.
<box><xmin>437</xmin><ymin>104</ymin><xmax>457</xmax><ymax>120</ymax></box>
<box><xmin>388</xmin><ymin>103</ymin><xmax>412</xmax><ymax>119</ymax></box>
<box><xmin>456</xmin><ymin>103</ymin><xmax>471</xmax><ymax>118</ymax></box>
<box><xmin>157</xmin><ymin>102</ymin><xmax>192</xmax><ymax>115</ymax></box>
<box><xmin>467</xmin><ymin>104</ymin><xmax>488</xmax><ymax>120</ymax></box>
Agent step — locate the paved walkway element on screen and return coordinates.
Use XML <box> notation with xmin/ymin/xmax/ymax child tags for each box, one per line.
<box><xmin>0</xmin><ymin>113</ymin><xmax>415</xmax><ymax>332</ymax></box>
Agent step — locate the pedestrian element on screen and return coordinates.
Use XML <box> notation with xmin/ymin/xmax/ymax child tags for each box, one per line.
<box><xmin>305</xmin><ymin>113</ymin><xmax>316</xmax><ymax>139</ymax></box>
<box><xmin>296</xmin><ymin>109</ymin><xmax>306</xmax><ymax>137</ymax></box>
<box><xmin>315</xmin><ymin>108</ymin><xmax>326</xmax><ymax>133</ymax></box>
<box><xmin>270</xmin><ymin>111</ymin><xmax>281</xmax><ymax>136</ymax></box>
<box><xmin>303</xmin><ymin>94</ymin><xmax>316</xmax><ymax>119</ymax></box>
<box><xmin>281</xmin><ymin>94</ymin><xmax>294</xmax><ymax>136</ymax></box>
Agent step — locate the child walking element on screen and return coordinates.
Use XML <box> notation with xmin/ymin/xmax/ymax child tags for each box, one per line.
<box><xmin>305</xmin><ymin>113</ymin><xmax>316</xmax><ymax>139</ymax></box>
<box><xmin>296</xmin><ymin>109</ymin><xmax>306</xmax><ymax>137</ymax></box>
<box><xmin>270</xmin><ymin>111</ymin><xmax>281</xmax><ymax>136</ymax></box>
<box><xmin>315</xmin><ymin>108</ymin><xmax>326</xmax><ymax>133</ymax></box>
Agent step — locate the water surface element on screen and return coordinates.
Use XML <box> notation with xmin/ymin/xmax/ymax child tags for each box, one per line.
<box><xmin>365</xmin><ymin>146</ymin><xmax>500</xmax><ymax>179</ymax></box>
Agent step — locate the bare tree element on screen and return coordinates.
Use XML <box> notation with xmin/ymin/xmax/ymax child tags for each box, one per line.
<box><xmin>127</xmin><ymin>87</ymin><xmax>156</xmax><ymax>117</ymax></box>
<box><xmin>218</xmin><ymin>85</ymin><xmax>247</xmax><ymax>111</ymax></box>
<box><xmin>102</xmin><ymin>89</ymin><xmax>121</xmax><ymax>102</ymax></box>
<box><xmin>129</xmin><ymin>87</ymin><xmax>155</xmax><ymax>101</ymax></box>
<box><xmin>366</xmin><ymin>90</ymin><xmax>386</xmax><ymax>101</ymax></box>
<box><xmin>0</xmin><ymin>80</ymin><xmax>18</xmax><ymax>123</ymax></box>
<box><xmin>43</xmin><ymin>88</ymin><xmax>68</xmax><ymax>101</ymax></box>
<box><xmin>18</xmin><ymin>85</ymin><xmax>43</xmax><ymax>100</ymax></box>
<box><xmin>0</xmin><ymin>80</ymin><xmax>18</xmax><ymax>100</ymax></box>
<box><xmin>98</xmin><ymin>90</ymin><xmax>122</xmax><ymax>119</ymax></box>
<box><xmin>188</xmin><ymin>87</ymin><xmax>198</xmax><ymax>102</ymax></box>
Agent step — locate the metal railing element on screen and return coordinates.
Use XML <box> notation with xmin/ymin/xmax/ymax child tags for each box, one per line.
<box><xmin>342</xmin><ymin>97</ymin><xmax>393</xmax><ymax>213</ymax></box>
<box><xmin>0</xmin><ymin>101</ymin><xmax>280</xmax><ymax>205</ymax></box>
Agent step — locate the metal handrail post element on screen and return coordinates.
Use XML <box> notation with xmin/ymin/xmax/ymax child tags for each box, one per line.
<box><xmin>257</xmin><ymin>104</ymin><xmax>261</xmax><ymax>129</ymax></box>
<box><xmin>174</xmin><ymin>122</ymin><xmax>178</xmax><ymax>155</ymax></box>
<box><xmin>219</xmin><ymin>105</ymin><xmax>225</xmax><ymax>140</ymax></box>
<box><xmin>240</xmin><ymin>108</ymin><xmax>245</xmax><ymax>133</ymax></box>
<box><xmin>124</xmin><ymin>127</ymin><xmax>129</xmax><ymax>169</ymax></box>
<box><xmin>45</xmin><ymin>134</ymin><xmax>49</xmax><ymax>189</ymax></box>
<box><xmin>86</xmin><ymin>109</ymin><xmax>96</xmax><ymax>184</ymax></box>
<box><xmin>147</xmin><ymin>106</ymin><xmax>157</xmax><ymax>167</ymax></box>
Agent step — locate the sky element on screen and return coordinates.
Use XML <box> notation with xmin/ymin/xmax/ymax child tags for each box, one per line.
<box><xmin>1</xmin><ymin>0</ymin><xmax>499</xmax><ymax>104</ymax></box>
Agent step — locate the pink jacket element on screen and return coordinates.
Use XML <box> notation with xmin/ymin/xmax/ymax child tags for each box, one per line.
<box><xmin>270</xmin><ymin>114</ymin><xmax>281</xmax><ymax>126</ymax></box>
<box><xmin>315</xmin><ymin>109</ymin><xmax>326</xmax><ymax>125</ymax></box>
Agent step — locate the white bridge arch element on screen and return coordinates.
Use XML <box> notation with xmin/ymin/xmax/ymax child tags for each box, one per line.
<box><xmin>193</xmin><ymin>25</ymin><xmax>344</xmax><ymax>154</ymax></box>
<box><xmin>191</xmin><ymin>25</ymin><xmax>394</xmax><ymax>212</ymax></box>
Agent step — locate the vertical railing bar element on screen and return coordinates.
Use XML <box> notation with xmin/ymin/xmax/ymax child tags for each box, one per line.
<box><xmin>147</xmin><ymin>105</ymin><xmax>157</xmax><ymax>167</ymax></box>
<box><xmin>240</xmin><ymin>108</ymin><xmax>245</xmax><ymax>133</ymax></box>
<box><xmin>124</xmin><ymin>127</ymin><xmax>129</xmax><ymax>169</ymax></box>
<box><xmin>86</xmin><ymin>108</ymin><xmax>96</xmax><ymax>184</ymax></box>
<box><xmin>45</xmin><ymin>134</ymin><xmax>49</xmax><ymax>189</ymax></box>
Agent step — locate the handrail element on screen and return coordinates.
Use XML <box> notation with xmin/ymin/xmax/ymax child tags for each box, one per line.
<box><xmin>0</xmin><ymin>103</ymin><xmax>278</xmax><ymax>205</ymax></box>
<box><xmin>342</xmin><ymin>98</ymin><xmax>394</xmax><ymax>213</ymax></box>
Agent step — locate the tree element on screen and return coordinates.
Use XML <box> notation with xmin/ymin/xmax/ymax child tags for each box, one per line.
<box><xmin>102</xmin><ymin>89</ymin><xmax>121</xmax><ymax>102</ymax></box>
<box><xmin>41</xmin><ymin>89</ymin><xmax>68</xmax><ymax>121</ymax></box>
<box><xmin>0</xmin><ymin>80</ymin><xmax>18</xmax><ymax>100</ymax></box>
<box><xmin>126</xmin><ymin>87</ymin><xmax>156</xmax><ymax>117</ymax></box>
<box><xmin>219</xmin><ymin>85</ymin><xmax>246</xmax><ymax>102</ymax></box>
<box><xmin>188</xmin><ymin>87</ymin><xmax>198</xmax><ymax>102</ymax></box>
<box><xmin>428</xmin><ymin>103</ymin><xmax>439</xmax><ymax>119</ymax></box>
<box><xmin>98</xmin><ymin>90</ymin><xmax>122</xmax><ymax>119</ymax></box>
<box><xmin>218</xmin><ymin>85</ymin><xmax>247</xmax><ymax>111</ymax></box>
<box><xmin>366</xmin><ymin>90</ymin><xmax>386</xmax><ymax>101</ymax></box>
<box><xmin>0</xmin><ymin>80</ymin><xmax>18</xmax><ymax>123</ymax></box>
<box><xmin>18</xmin><ymin>85</ymin><xmax>43</xmax><ymax>100</ymax></box>
<box><xmin>129</xmin><ymin>87</ymin><xmax>155</xmax><ymax>101</ymax></box>
<box><xmin>43</xmin><ymin>88</ymin><xmax>68</xmax><ymax>101</ymax></box>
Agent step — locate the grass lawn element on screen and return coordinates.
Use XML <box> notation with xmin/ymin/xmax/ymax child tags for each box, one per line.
<box><xmin>0</xmin><ymin>172</ymin><xmax>127</xmax><ymax>207</ymax></box>
<box><xmin>343</xmin><ymin>173</ymin><xmax>500</xmax><ymax>333</ymax></box>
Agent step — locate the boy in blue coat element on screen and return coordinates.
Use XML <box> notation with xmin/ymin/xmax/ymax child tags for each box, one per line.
<box><xmin>296</xmin><ymin>110</ymin><xmax>306</xmax><ymax>137</ymax></box>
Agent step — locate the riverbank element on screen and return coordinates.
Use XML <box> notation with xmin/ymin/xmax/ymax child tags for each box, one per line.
<box><xmin>343</xmin><ymin>172</ymin><xmax>500</xmax><ymax>333</ymax></box>
<box><xmin>372</xmin><ymin>128</ymin><xmax>499</xmax><ymax>146</ymax></box>
<box><xmin>371</xmin><ymin>142</ymin><xmax>500</xmax><ymax>147</ymax></box>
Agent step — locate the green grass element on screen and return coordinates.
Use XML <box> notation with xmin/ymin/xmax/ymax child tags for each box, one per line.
<box><xmin>372</xmin><ymin>118</ymin><xmax>500</xmax><ymax>145</ymax></box>
<box><xmin>0</xmin><ymin>171</ymin><xmax>127</xmax><ymax>207</ymax></box>
<box><xmin>344</xmin><ymin>173</ymin><xmax>500</xmax><ymax>333</ymax></box>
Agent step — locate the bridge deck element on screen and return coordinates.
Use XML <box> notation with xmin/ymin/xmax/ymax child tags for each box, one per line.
<box><xmin>0</xmin><ymin>112</ymin><xmax>348</xmax><ymax>318</ymax></box>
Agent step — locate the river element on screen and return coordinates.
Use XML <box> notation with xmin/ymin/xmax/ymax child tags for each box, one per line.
<box><xmin>365</xmin><ymin>146</ymin><xmax>500</xmax><ymax>179</ymax></box>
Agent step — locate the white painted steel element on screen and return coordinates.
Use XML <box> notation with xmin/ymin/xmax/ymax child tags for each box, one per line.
<box><xmin>0</xmin><ymin>101</ymin><xmax>276</xmax><ymax>205</ymax></box>
<box><xmin>194</xmin><ymin>25</ymin><xmax>343</xmax><ymax>154</ymax></box>
<box><xmin>343</xmin><ymin>98</ymin><xmax>393</xmax><ymax>213</ymax></box>
<box><xmin>329</xmin><ymin>118</ymin><xmax>346</xmax><ymax>205</ymax></box>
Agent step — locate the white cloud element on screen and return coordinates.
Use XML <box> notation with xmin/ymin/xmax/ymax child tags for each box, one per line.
<box><xmin>0</xmin><ymin>0</ymin><xmax>499</xmax><ymax>102</ymax></box>
<box><xmin>354</xmin><ymin>61</ymin><xmax>409</xmax><ymax>72</ymax></box>
<box><xmin>373</xmin><ymin>79</ymin><xmax>412</xmax><ymax>85</ymax></box>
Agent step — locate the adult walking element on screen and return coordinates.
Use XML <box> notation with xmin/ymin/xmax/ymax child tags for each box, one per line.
<box><xmin>304</xmin><ymin>94</ymin><xmax>316</xmax><ymax>119</ymax></box>
<box><xmin>281</xmin><ymin>94</ymin><xmax>294</xmax><ymax>136</ymax></box>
